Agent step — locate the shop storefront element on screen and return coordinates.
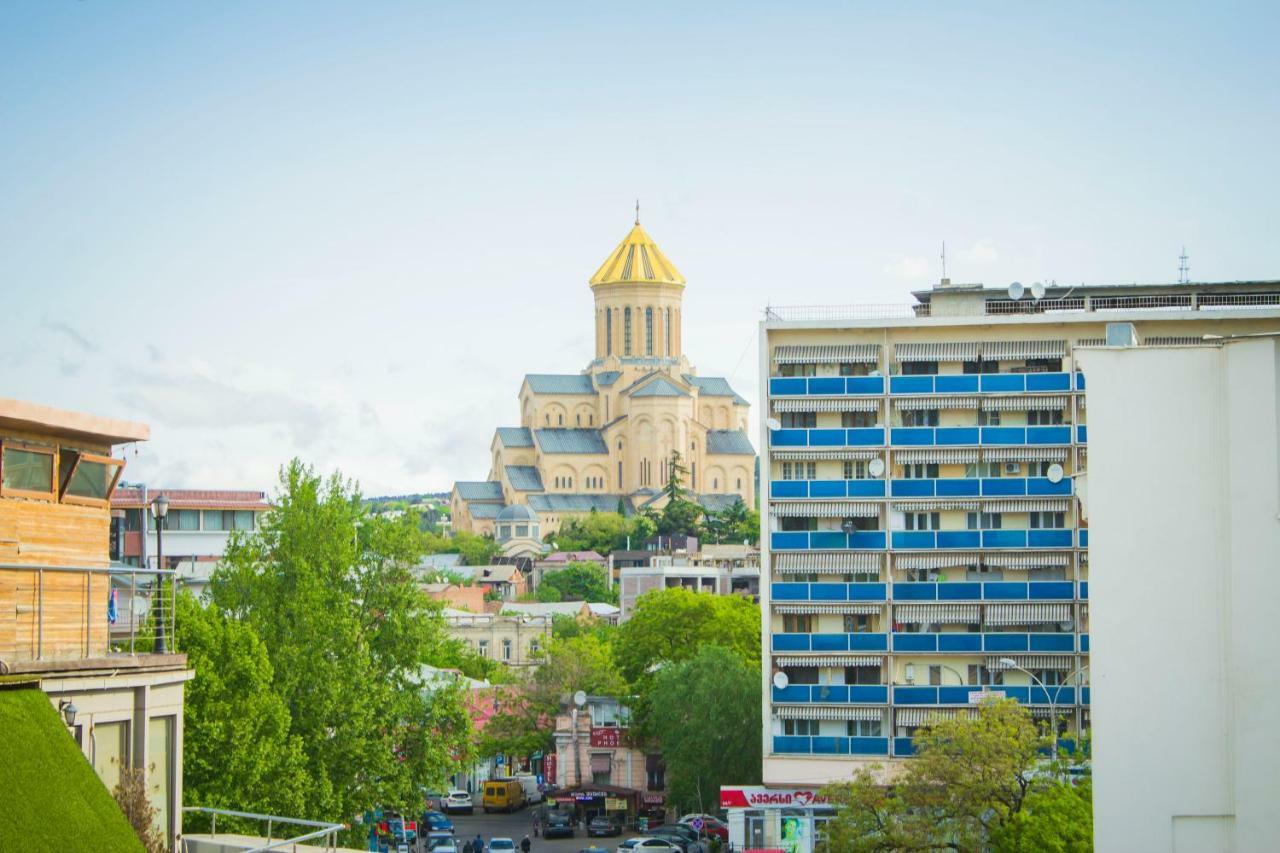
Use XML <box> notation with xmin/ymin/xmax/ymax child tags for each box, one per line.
<box><xmin>721</xmin><ymin>786</ymin><xmax>836</xmax><ymax>853</ymax></box>
<box><xmin>551</xmin><ymin>785</ymin><xmax>640</xmax><ymax>827</ymax></box>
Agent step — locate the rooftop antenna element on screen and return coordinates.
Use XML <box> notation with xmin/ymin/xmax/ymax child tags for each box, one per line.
<box><xmin>635</xmin><ymin>199</ymin><xmax>640</xmax><ymax>225</ymax></box>
<box><xmin>940</xmin><ymin>241</ymin><xmax>947</xmax><ymax>281</ymax></box>
<box><xmin>1179</xmin><ymin>247</ymin><xmax>1190</xmax><ymax>284</ymax></box>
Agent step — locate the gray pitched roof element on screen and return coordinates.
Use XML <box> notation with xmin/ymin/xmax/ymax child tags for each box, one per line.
<box><xmin>525</xmin><ymin>374</ymin><xmax>596</xmax><ymax>395</ymax></box>
<box><xmin>630</xmin><ymin>375</ymin><xmax>690</xmax><ymax>398</ymax></box>
<box><xmin>527</xmin><ymin>493</ymin><xmax>633</xmax><ymax>514</ymax></box>
<box><xmin>469</xmin><ymin>503</ymin><xmax>505</xmax><ymax>519</ymax></box>
<box><xmin>706</xmin><ymin>430</ymin><xmax>756</xmax><ymax>455</ymax></box>
<box><xmin>594</xmin><ymin>371</ymin><xmax>622</xmax><ymax>387</ymax></box>
<box><xmin>684</xmin><ymin>375</ymin><xmax>750</xmax><ymax>405</ymax></box>
<box><xmin>534</xmin><ymin>428</ymin><xmax>609</xmax><ymax>454</ymax></box>
<box><xmin>698</xmin><ymin>493</ymin><xmax>745</xmax><ymax>512</ymax></box>
<box><xmin>455</xmin><ymin>481</ymin><xmax>505</xmax><ymax>501</ymax></box>
<box><xmin>505</xmin><ymin>465</ymin><xmax>545</xmax><ymax>491</ymax></box>
<box><xmin>496</xmin><ymin>427</ymin><xmax>534</xmax><ymax>448</ymax></box>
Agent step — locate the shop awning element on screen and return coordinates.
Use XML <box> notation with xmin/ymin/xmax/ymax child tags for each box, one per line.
<box><xmin>894</xmin><ymin>448</ymin><xmax>980</xmax><ymax>464</ymax></box>
<box><xmin>894</xmin><ymin>604</ymin><xmax>979</xmax><ymax>624</ymax></box>
<box><xmin>985</xmin><ymin>603</ymin><xmax>1072</xmax><ymax>626</ymax></box>
<box><xmin>982</xmin><ymin>340</ymin><xmax>1067</xmax><ymax>360</ymax></box>
<box><xmin>981</xmin><ymin>396</ymin><xmax>1069</xmax><ymax>411</ymax></box>
<box><xmin>774</xmin><ymin>344</ymin><xmax>881</xmax><ymax>364</ymax></box>
<box><xmin>772</xmin><ymin>552</ymin><xmax>883</xmax><ymax>573</ymax></box>
<box><xmin>895</xmin><ymin>341</ymin><xmax>979</xmax><ymax>362</ymax></box>
<box><xmin>772</xmin><ymin>449</ymin><xmax>881</xmax><ymax>461</ymax></box>
<box><xmin>893</xmin><ymin>396</ymin><xmax>979</xmax><ymax>410</ymax></box>
<box><xmin>774</xmin><ymin>602</ymin><xmax>883</xmax><ymax>615</ymax></box>
<box><xmin>894</xmin><ymin>553</ymin><xmax>979</xmax><ymax>570</ymax></box>
<box><xmin>774</xmin><ymin>655</ymin><xmax>883</xmax><ymax>668</ymax></box>
<box><xmin>775</xmin><ymin>705</ymin><xmax>884</xmax><ymax>721</ymax></box>
<box><xmin>770</xmin><ymin>501</ymin><xmax>879</xmax><ymax>518</ymax></box>
<box><xmin>986</xmin><ymin>655</ymin><xmax>1075</xmax><ymax>671</ymax></box>
<box><xmin>774</xmin><ymin>397</ymin><xmax>880</xmax><ymax>413</ymax></box>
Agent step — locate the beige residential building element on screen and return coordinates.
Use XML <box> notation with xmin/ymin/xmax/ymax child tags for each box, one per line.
<box><xmin>442</xmin><ymin>608</ymin><xmax>550</xmax><ymax>668</ymax></box>
<box><xmin>452</xmin><ymin>215</ymin><xmax>756</xmax><ymax>541</ymax></box>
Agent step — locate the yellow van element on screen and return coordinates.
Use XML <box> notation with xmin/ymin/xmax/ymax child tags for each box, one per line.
<box><xmin>482</xmin><ymin>778</ymin><xmax>526</xmax><ymax>813</ymax></box>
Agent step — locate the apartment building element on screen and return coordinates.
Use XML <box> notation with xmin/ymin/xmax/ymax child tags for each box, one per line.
<box><xmin>736</xmin><ymin>279</ymin><xmax>1280</xmax><ymax>851</ymax></box>
<box><xmin>441</xmin><ymin>608</ymin><xmax>551</xmax><ymax>668</ymax></box>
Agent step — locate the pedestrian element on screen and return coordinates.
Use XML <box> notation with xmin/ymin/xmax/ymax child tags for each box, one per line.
<box><xmin>463</xmin><ymin>840</ymin><xmax>474</xmax><ymax>853</ymax></box>
<box><xmin>474</xmin><ymin>834</ymin><xmax>485</xmax><ymax>853</ymax></box>
<box><xmin>521</xmin><ymin>835</ymin><xmax>532</xmax><ymax>853</ymax></box>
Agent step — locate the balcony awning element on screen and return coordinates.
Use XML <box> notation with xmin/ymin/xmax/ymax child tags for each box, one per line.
<box><xmin>982</xmin><ymin>340</ymin><xmax>1067</xmax><ymax>360</ymax></box>
<box><xmin>895</xmin><ymin>341</ymin><xmax>979</xmax><ymax>362</ymax></box>
<box><xmin>774</xmin><ymin>344</ymin><xmax>881</xmax><ymax>364</ymax></box>
<box><xmin>1074</xmin><ymin>338</ymin><xmax>1105</xmax><ymax>348</ymax></box>
<box><xmin>983</xmin><ymin>553</ymin><xmax>1071</xmax><ymax>569</ymax></box>
<box><xmin>894</xmin><ymin>448</ymin><xmax>980</xmax><ymax>464</ymax></box>
<box><xmin>893</xmin><ymin>395</ymin><xmax>979</xmax><ymax>411</ymax></box>
<box><xmin>773</xmin><ymin>552</ymin><xmax>883</xmax><ymax>573</ymax></box>
<box><xmin>775</xmin><ymin>705</ymin><xmax>884</xmax><ymax>721</ymax></box>
<box><xmin>774</xmin><ymin>603</ymin><xmax>882</xmax><ymax>615</ymax></box>
<box><xmin>770</xmin><ymin>501</ymin><xmax>879</xmax><ymax>518</ymax></box>
<box><xmin>775</xmin><ymin>655</ymin><xmax>884</xmax><ymax>668</ymax></box>
<box><xmin>890</xmin><ymin>500</ymin><xmax>980</xmax><ymax>511</ymax></box>
<box><xmin>982</xmin><ymin>447</ymin><xmax>1068</xmax><ymax>462</ymax></box>
<box><xmin>983</xmin><ymin>498</ymin><xmax>1071</xmax><ymax>512</ymax></box>
<box><xmin>773</xmin><ymin>449</ymin><xmax>881</xmax><ymax>461</ymax></box>
<box><xmin>986</xmin><ymin>655</ymin><xmax>1074</xmax><ymax>671</ymax></box>
<box><xmin>894</xmin><ymin>604</ymin><xmax>980</xmax><ymax>623</ymax></box>
<box><xmin>1028</xmin><ymin>706</ymin><xmax>1071</xmax><ymax>717</ymax></box>
<box><xmin>985</xmin><ymin>603</ymin><xmax>1072</xmax><ymax>626</ymax></box>
<box><xmin>980</xmin><ymin>395</ymin><xmax>1069</xmax><ymax>411</ymax></box>
<box><xmin>894</xmin><ymin>553</ymin><xmax>979</xmax><ymax>570</ymax></box>
<box><xmin>897</xmin><ymin>707</ymin><xmax>970</xmax><ymax>725</ymax></box>
<box><xmin>774</xmin><ymin>397</ymin><xmax>880</xmax><ymax>413</ymax></box>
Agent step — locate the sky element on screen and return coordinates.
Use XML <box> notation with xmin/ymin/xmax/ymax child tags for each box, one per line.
<box><xmin>3</xmin><ymin>1</ymin><xmax>1278</xmax><ymax>496</ymax></box>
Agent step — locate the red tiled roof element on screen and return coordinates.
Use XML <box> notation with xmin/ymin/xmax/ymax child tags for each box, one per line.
<box><xmin>111</xmin><ymin>488</ymin><xmax>271</xmax><ymax>510</ymax></box>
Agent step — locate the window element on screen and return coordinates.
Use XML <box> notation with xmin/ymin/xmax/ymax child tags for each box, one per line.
<box><xmin>478</xmin><ymin>640</ymin><xmax>489</xmax><ymax>657</ymax></box>
<box><xmin>783</xmin><ymin>666</ymin><xmax>819</xmax><ymax>685</ymax></box>
<box><xmin>781</xmin><ymin>461</ymin><xmax>817</xmax><ymax>481</ymax></box>
<box><xmin>645</xmin><ymin>307</ymin><xmax>654</xmax><ymax>355</ymax></box>
<box><xmin>905</xmin><ymin>512</ymin><xmax>940</xmax><ymax>531</ymax></box>
<box><xmin>1</xmin><ymin>443</ymin><xmax>55</xmax><ymax>498</ymax></box>
<box><xmin>647</xmin><ymin>754</ymin><xmax>666</xmax><ymax>791</ymax></box>
<box><xmin>779</xmin><ymin>363</ymin><xmax>817</xmax><ymax>377</ymax></box>
<box><xmin>905</xmin><ymin>567</ymin><xmax>940</xmax><ymax>582</ymax></box>
<box><xmin>624</xmin><ymin>308</ymin><xmax>632</xmax><ymax>355</ymax></box>
<box><xmin>902</xmin><ymin>463</ymin><xmax>939</xmax><ymax>479</ymax></box>
<box><xmin>57</xmin><ymin>449</ymin><xmax>124</xmax><ymax>505</ymax></box>
<box><xmin>843</xmin><ymin>460</ymin><xmax>867</xmax><ymax>479</ymax></box>
<box><xmin>1027</xmin><ymin>460</ymin><xmax>1053</xmax><ymax>476</ymax></box>
<box><xmin>782</xmin><ymin>614</ymin><xmax>814</xmax><ymax>633</ymax></box>
<box><xmin>515</xmin><ymin>524</ymin><xmax>529</xmax><ymax>537</ymax></box>
<box><xmin>606</xmin><ymin>309</ymin><xmax>613</xmax><ymax>355</ymax></box>
<box><xmin>965</xmin><ymin>462</ymin><xmax>1003</xmax><ymax>478</ymax></box>
<box><xmin>967</xmin><ymin>512</ymin><xmax>1003</xmax><ymax>529</ymax></box>
<box><xmin>502</xmin><ymin>638</ymin><xmax>512</xmax><ymax>660</ymax></box>
<box><xmin>901</xmin><ymin>361</ymin><xmax>938</xmax><ymax>375</ymax></box>
<box><xmin>1025</xmin><ymin>357</ymin><xmax>1063</xmax><ymax>372</ymax></box>
<box><xmin>782</xmin><ymin>719</ymin><xmax>819</xmax><ymax>736</ymax></box>
<box><xmin>529</xmin><ymin>637</ymin><xmax>540</xmax><ymax>656</ymax></box>
<box><xmin>1030</xmin><ymin>511</ymin><xmax>1066</xmax><ymax>528</ymax></box>
<box><xmin>201</xmin><ymin>510</ymin><xmax>256</xmax><ymax>531</ymax></box>
<box><xmin>843</xmin><ymin>614</ymin><xmax>872</xmax><ymax>633</ymax></box>
<box><xmin>591</xmin><ymin>754</ymin><xmax>612</xmax><ymax>786</ymax></box>
<box><xmin>558</xmin><ymin>414</ymin><xmax>564</xmax><ymax>425</ymax></box>
<box><xmin>962</xmin><ymin>359</ymin><xmax>999</xmax><ymax>374</ymax></box>
<box><xmin>664</xmin><ymin>308</ymin><xmax>672</xmax><ymax>356</ymax></box>
<box><xmin>978</xmin><ymin>409</ymin><xmax>1001</xmax><ymax>426</ymax></box>
<box><xmin>1027</xmin><ymin>409</ymin><xmax>1064</xmax><ymax>425</ymax></box>
<box><xmin>902</xmin><ymin>409</ymin><xmax>939</xmax><ymax>427</ymax></box>
<box><xmin>780</xmin><ymin>517</ymin><xmax>817</xmax><ymax>531</ymax></box>
<box><xmin>845</xmin><ymin>665</ymin><xmax>881</xmax><ymax>685</ymax></box>
<box><xmin>841</xmin><ymin>411</ymin><xmax>875</xmax><ymax>428</ymax></box>
<box><xmin>839</xmin><ymin>362</ymin><xmax>870</xmax><ymax>376</ymax></box>
<box><xmin>847</xmin><ymin>719</ymin><xmax>882</xmax><ymax>737</ymax></box>
<box><xmin>781</xmin><ymin>412</ymin><xmax>816</xmax><ymax>428</ymax></box>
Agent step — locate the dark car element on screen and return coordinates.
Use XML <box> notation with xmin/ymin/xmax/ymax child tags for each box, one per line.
<box><xmin>544</xmin><ymin>812</ymin><xmax>576</xmax><ymax>839</ymax></box>
<box><xmin>588</xmin><ymin>816</ymin><xmax>622</xmax><ymax>838</ymax></box>
<box><xmin>422</xmin><ymin>811</ymin><xmax>453</xmax><ymax>833</ymax></box>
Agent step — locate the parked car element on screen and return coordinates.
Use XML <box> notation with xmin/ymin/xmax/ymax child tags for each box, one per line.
<box><xmin>443</xmin><ymin>790</ymin><xmax>474</xmax><ymax>815</ymax></box>
<box><xmin>580</xmin><ymin>848</ymin><xmax>611</xmax><ymax>853</ymax></box>
<box><xmin>427</xmin><ymin>831</ymin><xmax>457</xmax><ymax>850</ymax></box>
<box><xmin>482</xmin><ymin>779</ymin><xmax>526</xmax><ymax>813</ymax></box>
<box><xmin>588</xmin><ymin>816</ymin><xmax>623</xmax><ymax>837</ymax></box>
<box><xmin>513</xmin><ymin>773</ymin><xmax>544</xmax><ymax>804</ymax></box>
<box><xmin>422</xmin><ymin>811</ymin><xmax>453</xmax><ymax>833</ymax></box>
<box><xmin>649</xmin><ymin>825</ymin><xmax>704</xmax><ymax>853</ymax></box>
<box><xmin>433</xmin><ymin>845</ymin><xmax>459</xmax><ymax>853</ymax></box>
<box><xmin>676</xmin><ymin>814</ymin><xmax>728</xmax><ymax>841</ymax></box>
<box><xmin>490</xmin><ymin>839</ymin><xmax>517</xmax><ymax>852</ymax></box>
<box><xmin>618</xmin><ymin>839</ymin><xmax>680</xmax><ymax>853</ymax></box>
<box><xmin>544</xmin><ymin>812</ymin><xmax>576</xmax><ymax>839</ymax></box>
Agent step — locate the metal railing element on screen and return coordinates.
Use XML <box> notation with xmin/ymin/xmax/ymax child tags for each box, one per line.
<box><xmin>0</xmin><ymin>563</ymin><xmax>177</xmax><ymax>667</ymax></box>
<box><xmin>181</xmin><ymin>807</ymin><xmax>346</xmax><ymax>853</ymax></box>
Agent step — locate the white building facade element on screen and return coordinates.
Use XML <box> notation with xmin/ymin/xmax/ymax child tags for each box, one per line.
<box><xmin>1077</xmin><ymin>336</ymin><xmax>1280</xmax><ymax>853</ymax></box>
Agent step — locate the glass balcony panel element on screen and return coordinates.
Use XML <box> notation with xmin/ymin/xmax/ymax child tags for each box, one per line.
<box><xmin>771</xmin><ymin>429</ymin><xmax>808</xmax><ymax>447</ymax></box>
<box><xmin>1029</xmin><ymin>634</ymin><xmax>1074</xmax><ymax>652</ymax></box>
<box><xmin>849</xmin><ymin>737</ymin><xmax>889</xmax><ymax>755</ymax></box>
<box><xmin>1080</xmin><ymin>582</ymin><xmax>1089</xmax><ymax>599</ymax></box>
<box><xmin>893</xmin><ymin>686</ymin><xmax>937</xmax><ymax>705</ymax></box>
<box><xmin>810</xmin><ymin>531</ymin><xmax>848</xmax><ymax>549</ymax></box>
<box><xmin>809</xmin><ymin>479</ymin><xmax>845</xmax><ymax>498</ymax></box>
<box><xmin>1081</xmin><ymin>633</ymin><xmax>1090</xmax><ymax>651</ymax></box>
<box><xmin>1027</xmin><ymin>426</ymin><xmax>1072</xmax><ymax>444</ymax></box>
<box><xmin>811</xmin><ymin>633</ymin><xmax>849</xmax><ymax>651</ymax></box>
<box><xmin>895</xmin><ymin>583</ymin><xmax>937</xmax><ymax>601</ymax></box>
<box><xmin>938</xmin><ymin>686</ymin><xmax>973</xmax><ymax>703</ymax></box>
<box><xmin>984</xmin><ymin>633</ymin><xmax>1029</xmax><ymax>652</ymax></box>
<box><xmin>1029</xmin><ymin>582</ymin><xmax>1074</xmax><ymax>600</ymax></box>
<box><xmin>982</xmin><ymin>477</ymin><xmax>1026</xmax><ymax>496</ymax></box>
<box><xmin>981</xmin><ymin>374</ymin><xmax>1025</xmax><ymax>392</ymax></box>
<box><xmin>770</xmin><ymin>583</ymin><xmax>810</xmax><ymax>601</ymax></box>
<box><xmin>892</xmin><ymin>531</ymin><xmax>936</xmax><ymax>549</ymax></box>
<box><xmin>847</xmin><ymin>479</ymin><xmax>886</xmax><ymax>497</ymax></box>
<box><xmin>1079</xmin><ymin>529</ymin><xmax>1089</xmax><ymax>548</ymax></box>
<box><xmin>1026</xmin><ymin>372</ymin><xmax>1072</xmax><ymax>391</ymax></box>
<box><xmin>850</xmin><ymin>531</ymin><xmax>887</xmax><ymax>549</ymax></box>
<box><xmin>811</xmin><ymin>736</ymin><xmax>845</xmax><ymax>755</ymax></box>
<box><xmin>848</xmin><ymin>583</ymin><xmax>887</xmax><ymax>601</ymax></box>
<box><xmin>847</xmin><ymin>685</ymin><xmax>888</xmax><ymax>703</ymax></box>
<box><xmin>936</xmin><ymin>478</ymin><xmax>980</xmax><ymax>496</ymax></box>
<box><xmin>1027</xmin><ymin>477</ymin><xmax>1072</xmax><ymax>496</ymax></box>
<box><xmin>770</xmin><ymin>532</ymin><xmax>810</xmax><ymax>550</ymax></box>
<box><xmin>1077</xmin><ymin>425</ymin><xmax>1088</xmax><ymax>443</ymax></box>
<box><xmin>1028</xmin><ymin>529</ymin><xmax>1073</xmax><ymax>548</ymax></box>
<box><xmin>811</xmin><ymin>583</ymin><xmax>846</xmax><ymax>601</ymax></box>
<box><xmin>1075</xmin><ymin>372</ymin><xmax>1086</xmax><ymax>390</ymax></box>
<box><xmin>894</xmin><ymin>737</ymin><xmax>917</xmax><ymax>756</ymax></box>
<box><xmin>772</xmin><ymin>633</ymin><xmax>810</xmax><ymax>651</ymax></box>
<box><xmin>938</xmin><ymin>634</ymin><xmax>981</xmax><ymax>652</ymax></box>
<box><xmin>849</xmin><ymin>633</ymin><xmax>889</xmax><ymax>651</ymax></box>
<box><xmin>809</xmin><ymin>429</ymin><xmax>847</xmax><ymax>447</ymax></box>
<box><xmin>982</xmin><ymin>426</ymin><xmax>1026</xmax><ymax>445</ymax></box>
<box><xmin>813</xmin><ymin>684</ymin><xmax>849</xmax><ymax>703</ymax></box>
<box><xmin>772</xmin><ymin>685</ymin><xmax>810</xmax><ymax>702</ymax></box>
<box><xmin>774</xmin><ymin>735</ymin><xmax>811</xmax><ymax>753</ymax></box>
<box><xmin>983</xmin><ymin>529</ymin><xmax>1028</xmax><ymax>548</ymax></box>
<box><xmin>893</xmin><ymin>634</ymin><xmax>937</xmax><ymax>652</ymax></box>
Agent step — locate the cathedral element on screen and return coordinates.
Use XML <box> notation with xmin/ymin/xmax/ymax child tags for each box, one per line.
<box><xmin>450</xmin><ymin>214</ymin><xmax>755</xmax><ymax>549</ymax></box>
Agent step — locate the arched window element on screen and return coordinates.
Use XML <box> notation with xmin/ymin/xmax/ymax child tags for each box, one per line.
<box><xmin>665</xmin><ymin>308</ymin><xmax>672</xmax><ymax>356</ymax></box>
<box><xmin>606</xmin><ymin>308</ymin><xmax>613</xmax><ymax>356</ymax></box>
<box><xmin>624</xmin><ymin>308</ymin><xmax>632</xmax><ymax>355</ymax></box>
<box><xmin>645</xmin><ymin>307</ymin><xmax>654</xmax><ymax>355</ymax></box>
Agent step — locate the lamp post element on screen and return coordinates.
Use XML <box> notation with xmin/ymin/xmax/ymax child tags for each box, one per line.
<box><xmin>151</xmin><ymin>495</ymin><xmax>169</xmax><ymax>654</ymax></box>
<box><xmin>58</xmin><ymin>698</ymin><xmax>78</xmax><ymax>729</ymax></box>
<box><xmin>998</xmin><ymin>658</ymin><xmax>1089</xmax><ymax>758</ymax></box>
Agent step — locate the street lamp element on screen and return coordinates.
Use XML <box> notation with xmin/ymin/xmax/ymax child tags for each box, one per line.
<box><xmin>150</xmin><ymin>495</ymin><xmax>169</xmax><ymax>654</ymax></box>
<box><xmin>58</xmin><ymin>699</ymin><xmax>78</xmax><ymax>728</ymax></box>
<box><xmin>998</xmin><ymin>658</ymin><xmax>1089</xmax><ymax>757</ymax></box>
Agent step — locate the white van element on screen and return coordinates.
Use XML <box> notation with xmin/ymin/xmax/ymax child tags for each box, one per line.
<box><xmin>513</xmin><ymin>773</ymin><xmax>543</xmax><ymax>804</ymax></box>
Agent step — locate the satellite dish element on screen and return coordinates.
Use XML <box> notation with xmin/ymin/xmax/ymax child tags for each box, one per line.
<box><xmin>1031</xmin><ymin>281</ymin><xmax>1046</xmax><ymax>300</ymax></box>
<box><xmin>868</xmin><ymin>458</ymin><xmax>886</xmax><ymax>477</ymax></box>
<box><xmin>1007</xmin><ymin>282</ymin><xmax>1025</xmax><ymax>300</ymax></box>
<box><xmin>573</xmin><ymin>690</ymin><xmax>587</xmax><ymax>707</ymax></box>
<box><xmin>766</xmin><ymin>417</ymin><xmax>782</xmax><ymax>431</ymax></box>
<box><xmin>772</xmin><ymin>671</ymin><xmax>790</xmax><ymax>690</ymax></box>
<box><xmin>841</xmin><ymin>517</ymin><xmax>856</xmax><ymax>535</ymax></box>
<box><xmin>1046</xmin><ymin>463</ymin><xmax>1064</xmax><ymax>484</ymax></box>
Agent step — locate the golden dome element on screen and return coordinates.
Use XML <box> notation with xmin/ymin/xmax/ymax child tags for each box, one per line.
<box><xmin>589</xmin><ymin>221</ymin><xmax>685</xmax><ymax>287</ymax></box>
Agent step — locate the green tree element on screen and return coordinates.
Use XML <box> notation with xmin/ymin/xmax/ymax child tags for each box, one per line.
<box><xmin>646</xmin><ymin>646</ymin><xmax>762</xmax><ymax>813</ymax></box>
<box><xmin>421</xmin><ymin>529</ymin><xmax>501</xmax><ymax>566</ymax></box>
<box><xmin>649</xmin><ymin>451</ymin><xmax>705</xmax><ymax>538</ymax></box>
<box><xmin>990</xmin><ymin>779</ymin><xmax>1093</xmax><ymax>853</ymax></box>
<box><xmin>704</xmin><ymin>498</ymin><xmax>760</xmax><ymax>545</ymax></box>
<box><xmin>208</xmin><ymin>460</ymin><xmax>472</xmax><ymax>830</ymax></box>
<box><xmin>538</xmin><ymin>562</ymin><xmax>617</xmax><ymax>603</ymax></box>
<box><xmin>176</xmin><ymin>592</ymin><xmax>309</xmax><ymax>825</ymax></box>
<box><xmin>615</xmin><ymin>587</ymin><xmax>760</xmax><ymax>684</ymax></box>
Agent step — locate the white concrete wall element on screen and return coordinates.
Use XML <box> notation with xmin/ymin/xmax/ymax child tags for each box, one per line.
<box><xmin>1077</xmin><ymin>339</ymin><xmax>1280</xmax><ymax>853</ymax></box>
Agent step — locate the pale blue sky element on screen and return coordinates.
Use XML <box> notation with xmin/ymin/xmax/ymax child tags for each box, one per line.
<box><xmin>3</xmin><ymin>2</ymin><xmax>1278</xmax><ymax>494</ymax></box>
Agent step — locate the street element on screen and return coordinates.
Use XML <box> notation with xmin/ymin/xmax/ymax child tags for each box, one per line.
<box><xmin>445</xmin><ymin>807</ymin><xmax>617</xmax><ymax>853</ymax></box>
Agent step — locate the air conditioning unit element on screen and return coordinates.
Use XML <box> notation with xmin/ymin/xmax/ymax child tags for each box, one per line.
<box><xmin>1003</xmin><ymin>462</ymin><xmax>1021</xmax><ymax>475</ymax></box>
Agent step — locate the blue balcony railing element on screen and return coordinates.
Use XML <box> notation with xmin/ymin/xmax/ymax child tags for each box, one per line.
<box><xmin>771</xmin><ymin>684</ymin><xmax>889</xmax><ymax>704</ymax></box>
<box><xmin>888</xmin><ymin>529</ymin><xmax>1075</xmax><ymax>550</ymax></box>
<box><xmin>893</xmin><ymin>737</ymin><xmax>916</xmax><ymax>756</ymax></box>
<box><xmin>888</xmin><ymin>477</ymin><xmax>1072</xmax><ymax>498</ymax></box>
<box><xmin>773</xmin><ymin>736</ymin><xmax>890</xmax><ymax>756</ymax></box>
<box><xmin>886</xmin><ymin>372</ymin><xmax>1074</xmax><ymax>396</ymax></box>
<box><xmin>893</xmin><ymin>685</ymin><xmax>1082</xmax><ymax>705</ymax></box>
<box><xmin>769</xmin><ymin>376</ymin><xmax>885</xmax><ymax>396</ymax></box>
<box><xmin>771</xmin><ymin>582</ymin><xmax>888</xmax><ymax>602</ymax></box>
<box><xmin>771</xmin><ymin>427</ymin><xmax>886</xmax><ymax>448</ymax></box>
<box><xmin>771</xmin><ymin>531</ymin><xmax>887</xmax><ymax>551</ymax></box>
<box><xmin>891</xmin><ymin>581</ymin><xmax>1078</xmax><ymax>601</ymax></box>
<box><xmin>770</xmin><ymin>479</ymin><xmax>887</xmax><ymax>499</ymax></box>
<box><xmin>771</xmin><ymin>632</ymin><xmax>890</xmax><ymax>653</ymax></box>
<box><xmin>885</xmin><ymin>426</ymin><xmax>1073</xmax><ymax>447</ymax></box>
<box><xmin>890</xmin><ymin>632</ymin><xmax>1076</xmax><ymax>653</ymax></box>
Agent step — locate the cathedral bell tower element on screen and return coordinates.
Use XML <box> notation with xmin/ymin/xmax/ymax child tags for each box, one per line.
<box><xmin>589</xmin><ymin>209</ymin><xmax>686</xmax><ymax>362</ymax></box>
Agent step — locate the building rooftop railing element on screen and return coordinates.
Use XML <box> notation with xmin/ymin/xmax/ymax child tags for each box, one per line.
<box><xmin>0</xmin><ymin>563</ymin><xmax>177</xmax><ymax>669</ymax></box>
<box><xmin>181</xmin><ymin>807</ymin><xmax>346</xmax><ymax>852</ymax></box>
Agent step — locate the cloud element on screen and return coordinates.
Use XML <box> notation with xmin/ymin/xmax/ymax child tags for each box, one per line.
<box><xmin>42</xmin><ymin>320</ymin><xmax>97</xmax><ymax>353</ymax></box>
<box><xmin>57</xmin><ymin>357</ymin><xmax>82</xmax><ymax>377</ymax></box>
<box><xmin>961</xmin><ymin>240</ymin><xmax>1000</xmax><ymax>264</ymax></box>
<box><xmin>882</xmin><ymin>256</ymin><xmax>932</xmax><ymax>280</ymax></box>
